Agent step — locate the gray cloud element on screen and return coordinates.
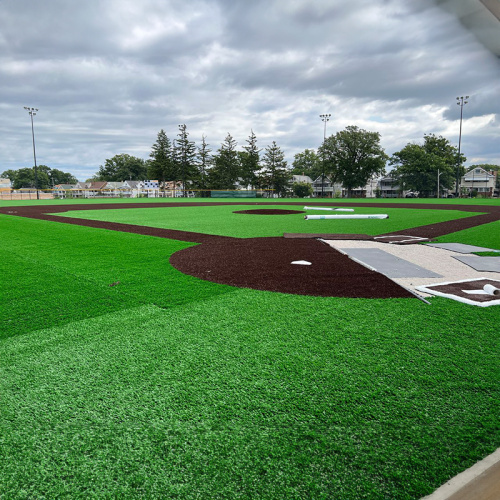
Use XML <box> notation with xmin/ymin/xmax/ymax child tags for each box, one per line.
<box><xmin>1</xmin><ymin>0</ymin><xmax>499</xmax><ymax>181</ymax></box>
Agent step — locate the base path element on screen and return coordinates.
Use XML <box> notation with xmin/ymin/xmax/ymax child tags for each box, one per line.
<box><xmin>2</xmin><ymin>201</ymin><xmax>499</xmax><ymax>299</ymax></box>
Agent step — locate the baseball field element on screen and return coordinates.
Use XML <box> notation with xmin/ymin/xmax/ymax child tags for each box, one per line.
<box><xmin>1</xmin><ymin>197</ymin><xmax>499</xmax><ymax>499</ymax></box>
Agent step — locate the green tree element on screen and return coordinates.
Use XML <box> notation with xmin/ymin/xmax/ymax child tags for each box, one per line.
<box><xmin>292</xmin><ymin>182</ymin><xmax>313</xmax><ymax>198</ymax></box>
<box><xmin>319</xmin><ymin>126</ymin><xmax>387</xmax><ymax>197</ymax></box>
<box><xmin>8</xmin><ymin>167</ymin><xmax>35</xmax><ymax>189</ymax></box>
<box><xmin>35</xmin><ymin>165</ymin><xmax>52</xmax><ymax>189</ymax></box>
<box><xmin>148</xmin><ymin>130</ymin><xmax>176</xmax><ymax>193</ymax></box>
<box><xmin>174</xmin><ymin>124</ymin><xmax>197</xmax><ymax>196</ymax></box>
<box><xmin>95</xmin><ymin>154</ymin><xmax>147</xmax><ymax>181</ymax></box>
<box><xmin>209</xmin><ymin>133</ymin><xmax>240</xmax><ymax>190</ymax></box>
<box><xmin>1</xmin><ymin>165</ymin><xmax>59</xmax><ymax>189</ymax></box>
<box><xmin>196</xmin><ymin>135</ymin><xmax>212</xmax><ymax>193</ymax></box>
<box><xmin>291</xmin><ymin>149</ymin><xmax>322</xmax><ymax>180</ymax></box>
<box><xmin>259</xmin><ymin>141</ymin><xmax>290</xmax><ymax>197</ymax></box>
<box><xmin>48</xmin><ymin>168</ymin><xmax>78</xmax><ymax>185</ymax></box>
<box><xmin>240</xmin><ymin>130</ymin><xmax>261</xmax><ymax>188</ymax></box>
<box><xmin>390</xmin><ymin>134</ymin><xmax>463</xmax><ymax>197</ymax></box>
<box><xmin>0</xmin><ymin>170</ymin><xmax>17</xmax><ymax>183</ymax></box>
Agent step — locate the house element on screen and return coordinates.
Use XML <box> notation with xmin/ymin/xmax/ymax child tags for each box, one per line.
<box><xmin>141</xmin><ymin>180</ymin><xmax>160</xmax><ymax>197</ymax></box>
<box><xmin>122</xmin><ymin>180</ymin><xmax>141</xmax><ymax>198</ymax></box>
<box><xmin>102</xmin><ymin>182</ymin><xmax>125</xmax><ymax>197</ymax></box>
<box><xmin>0</xmin><ymin>178</ymin><xmax>11</xmax><ymax>193</ymax></box>
<box><xmin>460</xmin><ymin>167</ymin><xmax>496</xmax><ymax>197</ymax></box>
<box><xmin>73</xmin><ymin>181</ymin><xmax>108</xmax><ymax>198</ymax></box>
<box><xmin>291</xmin><ymin>174</ymin><xmax>313</xmax><ymax>185</ymax></box>
<box><xmin>364</xmin><ymin>176</ymin><xmax>380</xmax><ymax>198</ymax></box>
<box><xmin>161</xmin><ymin>180</ymin><xmax>181</xmax><ymax>197</ymax></box>
<box><xmin>73</xmin><ymin>181</ymin><xmax>89</xmax><ymax>198</ymax></box>
<box><xmin>53</xmin><ymin>184</ymin><xmax>76</xmax><ymax>199</ymax></box>
<box><xmin>378</xmin><ymin>174</ymin><xmax>400</xmax><ymax>198</ymax></box>
<box><xmin>312</xmin><ymin>176</ymin><xmax>342</xmax><ymax>197</ymax></box>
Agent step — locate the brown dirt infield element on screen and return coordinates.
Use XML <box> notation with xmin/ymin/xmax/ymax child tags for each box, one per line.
<box><xmin>2</xmin><ymin>201</ymin><xmax>499</xmax><ymax>299</ymax></box>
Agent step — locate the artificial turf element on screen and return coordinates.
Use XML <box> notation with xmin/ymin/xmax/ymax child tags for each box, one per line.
<box><xmin>50</xmin><ymin>204</ymin><xmax>481</xmax><ymax>238</ymax></box>
<box><xmin>1</xmin><ymin>293</ymin><xmax>499</xmax><ymax>499</ymax></box>
<box><xmin>0</xmin><ymin>214</ymin><xmax>233</xmax><ymax>340</ymax></box>
<box><xmin>433</xmin><ymin>220</ymin><xmax>500</xmax><ymax>249</ymax></box>
<box><xmin>1</xmin><ymin>201</ymin><xmax>499</xmax><ymax>499</ymax></box>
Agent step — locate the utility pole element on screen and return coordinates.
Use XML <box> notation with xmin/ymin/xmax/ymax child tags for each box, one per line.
<box><xmin>24</xmin><ymin>106</ymin><xmax>39</xmax><ymax>200</ymax></box>
<box><xmin>455</xmin><ymin>96</ymin><xmax>469</xmax><ymax>197</ymax></box>
<box><xmin>319</xmin><ymin>114</ymin><xmax>331</xmax><ymax>198</ymax></box>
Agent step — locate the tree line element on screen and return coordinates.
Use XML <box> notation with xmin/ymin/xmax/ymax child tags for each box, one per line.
<box><xmin>3</xmin><ymin>124</ymin><xmax>498</xmax><ymax>196</ymax></box>
<box><xmin>0</xmin><ymin>165</ymin><xmax>77</xmax><ymax>190</ymax></box>
<box><xmin>91</xmin><ymin>125</ymin><xmax>473</xmax><ymax>197</ymax></box>
<box><xmin>92</xmin><ymin>127</ymin><xmax>291</xmax><ymax>196</ymax></box>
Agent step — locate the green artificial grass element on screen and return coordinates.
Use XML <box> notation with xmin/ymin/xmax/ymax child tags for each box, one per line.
<box><xmin>434</xmin><ymin>220</ymin><xmax>500</xmax><ymax>250</ymax></box>
<box><xmin>52</xmin><ymin>204</ymin><xmax>480</xmax><ymax>238</ymax></box>
<box><xmin>1</xmin><ymin>203</ymin><xmax>499</xmax><ymax>499</ymax></box>
<box><xmin>473</xmin><ymin>251</ymin><xmax>500</xmax><ymax>256</ymax></box>
<box><xmin>2</xmin><ymin>195</ymin><xmax>499</xmax><ymax>209</ymax></box>
<box><xmin>0</xmin><ymin>214</ymin><xmax>233</xmax><ymax>339</ymax></box>
<box><xmin>1</xmin><ymin>293</ymin><xmax>498</xmax><ymax>499</ymax></box>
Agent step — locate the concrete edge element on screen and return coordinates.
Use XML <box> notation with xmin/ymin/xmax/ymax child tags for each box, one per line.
<box><xmin>421</xmin><ymin>447</ymin><xmax>500</xmax><ymax>500</ymax></box>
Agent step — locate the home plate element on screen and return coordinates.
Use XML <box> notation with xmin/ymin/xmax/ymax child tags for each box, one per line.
<box><xmin>291</xmin><ymin>260</ymin><xmax>312</xmax><ymax>265</ymax></box>
<box><xmin>415</xmin><ymin>278</ymin><xmax>500</xmax><ymax>307</ymax></box>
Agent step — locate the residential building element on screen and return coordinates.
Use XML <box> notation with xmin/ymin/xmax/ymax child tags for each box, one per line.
<box><xmin>378</xmin><ymin>174</ymin><xmax>401</xmax><ymax>198</ymax></box>
<box><xmin>73</xmin><ymin>181</ymin><xmax>108</xmax><ymax>198</ymax></box>
<box><xmin>53</xmin><ymin>184</ymin><xmax>76</xmax><ymax>199</ymax></box>
<box><xmin>0</xmin><ymin>178</ymin><xmax>11</xmax><ymax>193</ymax></box>
<box><xmin>141</xmin><ymin>180</ymin><xmax>160</xmax><ymax>197</ymax></box>
<box><xmin>102</xmin><ymin>182</ymin><xmax>126</xmax><ymax>197</ymax></box>
<box><xmin>460</xmin><ymin>167</ymin><xmax>497</xmax><ymax>197</ymax></box>
<box><xmin>291</xmin><ymin>175</ymin><xmax>313</xmax><ymax>185</ymax></box>
<box><xmin>312</xmin><ymin>176</ymin><xmax>342</xmax><ymax>197</ymax></box>
<box><xmin>122</xmin><ymin>180</ymin><xmax>141</xmax><ymax>198</ymax></box>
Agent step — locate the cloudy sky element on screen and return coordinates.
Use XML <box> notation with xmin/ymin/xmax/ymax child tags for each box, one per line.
<box><xmin>1</xmin><ymin>0</ymin><xmax>499</xmax><ymax>181</ymax></box>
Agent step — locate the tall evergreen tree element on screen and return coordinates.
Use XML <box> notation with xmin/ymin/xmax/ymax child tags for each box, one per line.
<box><xmin>259</xmin><ymin>141</ymin><xmax>290</xmax><ymax>197</ymax></box>
<box><xmin>240</xmin><ymin>130</ymin><xmax>261</xmax><ymax>188</ymax></box>
<box><xmin>196</xmin><ymin>135</ymin><xmax>212</xmax><ymax>194</ymax></box>
<box><xmin>148</xmin><ymin>129</ymin><xmax>176</xmax><ymax>194</ymax></box>
<box><xmin>174</xmin><ymin>124</ymin><xmax>197</xmax><ymax>196</ymax></box>
<box><xmin>209</xmin><ymin>133</ymin><xmax>240</xmax><ymax>190</ymax></box>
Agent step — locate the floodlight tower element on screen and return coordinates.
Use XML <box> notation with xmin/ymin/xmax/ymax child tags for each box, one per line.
<box><xmin>455</xmin><ymin>96</ymin><xmax>469</xmax><ymax>197</ymax></box>
<box><xmin>24</xmin><ymin>106</ymin><xmax>39</xmax><ymax>200</ymax></box>
<box><xmin>319</xmin><ymin>113</ymin><xmax>331</xmax><ymax>198</ymax></box>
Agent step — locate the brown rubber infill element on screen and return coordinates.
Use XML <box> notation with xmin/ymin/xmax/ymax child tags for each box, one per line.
<box><xmin>170</xmin><ymin>237</ymin><xmax>413</xmax><ymax>298</ymax></box>
<box><xmin>1</xmin><ymin>201</ymin><xmax>498</xmax><ymax>298</ymax></box>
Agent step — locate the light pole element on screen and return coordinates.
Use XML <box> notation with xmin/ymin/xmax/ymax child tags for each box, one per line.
<box><xmin>24</xmin><ymin>106</ymin><xmax>39</xmax><ymax>200</ymax></box>
<box><xmin>319</xmin><ymin>113</ymin><xmax>331</xmax><ymax>198</ymax></box>
<box><xmin>455</xmin><ymin>96</ymin><xmax>469</xmax><ymax>197</ymax></box>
